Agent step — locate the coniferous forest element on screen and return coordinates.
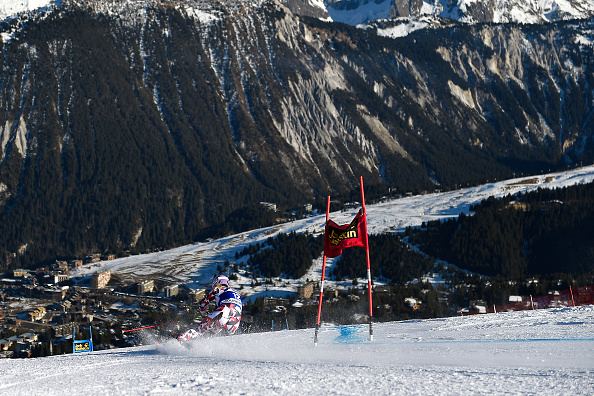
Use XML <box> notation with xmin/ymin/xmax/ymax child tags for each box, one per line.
<box><xmin>407</xmin><ymin>182</ymin><xmax>594</xmax><ymax>280</ymax></box>
<box><xmin>236</xmin><ymin>231</ymin><xmax>324</xmax><ymax>279</ymax></box>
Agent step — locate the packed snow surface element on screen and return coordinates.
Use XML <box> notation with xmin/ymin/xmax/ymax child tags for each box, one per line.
<box><xmin>0</xmin><ymin>306</ymin><xmax>592</xmax><ymax>394</ymax></box>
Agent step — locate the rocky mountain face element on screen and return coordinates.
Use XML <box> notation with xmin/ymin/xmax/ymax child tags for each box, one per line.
<box><xmin>0</xmin><ymin>0</ymin><xmax>593</xmax><ymax>268</ymax></box>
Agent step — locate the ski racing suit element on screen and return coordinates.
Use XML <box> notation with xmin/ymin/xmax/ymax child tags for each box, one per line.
<box><xmin>177</xmin><ymin>286</ymin><xmax>242</xmax><ymax>342</ymax></box>
<box><xmin>197</xmin><ymin>286</ymin><xmax>242</xmax><ymax>335</ymax></box>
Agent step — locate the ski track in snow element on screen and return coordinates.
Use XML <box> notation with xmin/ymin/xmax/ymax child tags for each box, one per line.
<box><xmin>0</xmin><ymin>306</ymin><xmax>592</xmax><ymax>394</ymax></box>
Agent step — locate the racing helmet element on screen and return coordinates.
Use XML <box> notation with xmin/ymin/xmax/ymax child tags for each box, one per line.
<box><xmin>212</xmin><ymin>275</ymin><xmax>229</xmax><ymax>291</ymax></box>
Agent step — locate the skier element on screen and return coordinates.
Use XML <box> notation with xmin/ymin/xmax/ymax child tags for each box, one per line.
<box><xmin>178</xmin><ymin>275</ymin><xmax>242</xmax><ymax>342</ymax></box>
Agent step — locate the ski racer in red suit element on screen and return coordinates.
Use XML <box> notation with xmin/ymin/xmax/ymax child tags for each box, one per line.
<box><xmin>178</xmin><ymin>275</ymin><xmax>242</xmax><ymax>342</ymax></box>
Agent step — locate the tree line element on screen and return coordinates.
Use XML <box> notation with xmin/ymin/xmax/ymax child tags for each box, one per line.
<box><xmin>407</xmin><ymin>181</ymin><xmax>594</xmax><ymax>280</ymax></box>
<box><xmin>237</xmin><ymin>231</ymin><xmax>324</xmax><ymax>279</ymax></box>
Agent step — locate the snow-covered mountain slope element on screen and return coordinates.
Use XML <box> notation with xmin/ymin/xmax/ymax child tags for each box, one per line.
<box><xmin>455</xmin><ymin>0</ymin><xmax>594</xmax><ymax>23</ymax></box>
<box><xmin>0</xmin><ymin>306</ymin><xmax>592</xmax><ymax>394</ymax></box>
<box><xmin>1</xmin><ymin>0</ymin><xmax>592</xmax><ymax>50</ymax></box>
<box><xmin>322</xmin><ymin>0</ymin><xmax>594</xmax><ymax>26</ymax></box>
<box><xmin>2</xmin><ymin>0</ymin><xmax>592</xmax><ymax>30</ymax></box>
<box><xmin>324</xmin><ymin>0</ymin><xmax>393</xmax><ymax>25</ymax></box>
<box><xmin>0</xmin><ymin>0</ymin><xmax>54</xmax><ymax>22</ymax></box>
<box><xmin>438</xmin><ymin>0</ymin><xmax>594</xmax><ymax>23</ymax></box>
<box><xmin>73</xmin><ymin>165</ymin><xmax>594</xmax><ymax>294</ymax></box>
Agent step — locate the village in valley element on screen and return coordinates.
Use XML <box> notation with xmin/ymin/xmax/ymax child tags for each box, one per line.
<box><xmin>0</xmin><ymin>254</ymin><xmax>358</xmax><ymax>359</ymax></box>
<box><xmin>0</xmin><ymin>254</ymin><xmax>196</xmax><ymax>358</ymax></box>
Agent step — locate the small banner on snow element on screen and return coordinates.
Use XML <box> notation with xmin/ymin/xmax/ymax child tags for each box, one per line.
<box><xmin>324</xmin><ymin>210</ymin><xmax>368</xmax><ymax>258</ymax></box>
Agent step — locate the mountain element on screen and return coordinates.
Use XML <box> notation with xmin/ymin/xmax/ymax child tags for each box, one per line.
<box><xmin>391</xmin><ymin>0</ymin><xmax>594</xmax><ymax>24</ymax></box>
<box><xmin>1</xmin><ymin>306</ymin><xmax>592</xmax><ymax>394</ymax></box>
<box><xmin>0</xmin><ymin>0</ymin><xmax>593</xmax><ymax>269</ymax></box>
<box><xmin>290</xmin><ymin>0</ymin><xmax>594</xmax><ymax>26</ymax></box>
<box><xmin>5</xmin><ymin>1</ymin><xmax>594</xmax><ymax>27</ymax></box>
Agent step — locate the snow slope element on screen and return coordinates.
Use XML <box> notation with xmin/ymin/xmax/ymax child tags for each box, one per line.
<box><xmin>0</xmin><ymin>306</ymin><xmax>592</xmax><ymax>394</ymax></box>
<box><xmin>72</xmin><ymin>165</ymin><xmax>594</xmax><ymax>295</ymax></box>
<box><xmin>328</xmin><ymin>0</ymin><xmax>594</xmax><ymax>26</ymax></box>
<box><xmin>327</xmin><ymin>0</ymin><xmax>393</xmax><ymax>25</ymax></box>
<box><xmin>0</xmin><ymin>0</ymin><xmax>53</xmax><ymax>22</ymax></box>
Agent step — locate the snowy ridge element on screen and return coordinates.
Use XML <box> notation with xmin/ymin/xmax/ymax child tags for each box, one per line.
<box><xmin>326</xmin><ymin>0</ymin><xmax>594</xmax><ymax>26</ymax></box>
<box><xmin>0</xmin><ymin>305</ymin><xmax>592</xmax><ymax>394</ymax></box>
<box><xmin>73</xmin><ymin>165</ymin><xmax>594</xmax><ymax>295</ymax></box>
<box><xmin>2</xmin><ymin>0</ymin><xmax>592</xmax><ymax>30</ymax></box>
<box><xmin>0</xmin><ymin>0</ymin><xmax>54</xmax><ymax>23</ymax></box>
<box><xmin>0</xmin><ymin>0</ymin><xmax>239</xmax><ymax>27</ymax></box>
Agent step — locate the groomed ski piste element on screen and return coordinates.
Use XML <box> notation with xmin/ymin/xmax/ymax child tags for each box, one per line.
<box><xmin>0</xmin><ymin>305</ymin><xmax>592</xmax><ymax>394</ymax></box>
